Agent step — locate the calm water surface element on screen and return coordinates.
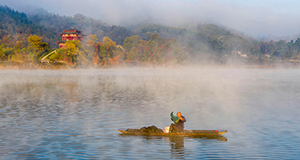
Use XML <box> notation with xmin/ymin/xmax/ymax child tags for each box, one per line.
<box><xmin>0</xmin><ymin>68</ymin><xmax>299</xmax><ymax>159</ymax></box>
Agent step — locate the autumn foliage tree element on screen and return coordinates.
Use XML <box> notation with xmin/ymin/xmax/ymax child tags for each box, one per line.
<box><xmin>27</xmin><ymin>34</ymin><xmax>50</xmax><ymax>62</ymax></box>
<box><xmin>89</xmin><ymin>36</ymin><xmax>122</xmax><ymax>67</ymax></box>
<box><xmin>63</xmin><ymin>40</ymin><xmax>87</xmax><ymax>66</ymax></box>
<box><xmin>28</xmin><ymin>35</ymin><xmax>50</xmax><ymax>52</ymax></box>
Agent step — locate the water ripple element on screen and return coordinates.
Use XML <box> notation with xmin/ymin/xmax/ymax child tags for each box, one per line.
<box><xmin>1</xmin><ymin>69</ymin><xmax>300</xmax><ymax>159</ymax></box>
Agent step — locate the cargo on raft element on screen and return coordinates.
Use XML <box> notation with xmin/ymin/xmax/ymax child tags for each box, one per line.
<box><xmin>118</xmin><ymin>125</ymin><xmax>227</xmax><ymax>137</ymax></box>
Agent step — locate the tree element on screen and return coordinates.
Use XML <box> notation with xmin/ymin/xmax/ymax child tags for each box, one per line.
<box><xmin>103</xmin><ymin>37</ymin><xmax>117</xmax><ymax>58</ymax></box>
<box><xmin>295</xmin><ymin>38</ymin><xmax>300</xmax><ymax>54</ymax></box>
<box><xmin>96</xmin><ymin>37</ymin><xmax>118</xmax><ymax>66</ymax></box>
<box><xmin>28</xmin><ymin>35</ymin><xmax>50</xmax><ymax>52</ymax></box>
<box><xmin>123</xmin><ymin>35</ymin><xmax>139</xmax><ymax>52</ymax></box>
<box><xmin>86</xmin><ymin>34</ymin><xmax>98</xmax><ymax>46</ymax></box>
<box><xmin>150</xmin><ymin>34</ymin><xmax>161</xmax><ymax>43</ymax></box>
<box><xmin>165</xmin><ymin>38</ymin><xmax>185</xmax><ymax>63</ymax></box>
<box><xmin>127</xmin><ymin>47</ymin><xmax>139</xmax><ymax>61</ymax></box>
<box><xmin>64</xmin><ymin>41</ymin><xmax>79</xmax><ymax>57</ymax></box>
<box><xmin>63</xmin><ymin>40</ymin><xmax>87</xmax><ymax>65</ymax></box>
<box><xmin>0</xmin><ymin>44</ymin><xmax>5</xmax><ymax>60</ymax></box>
<box><xmin>285</xmin><ymin>40</ymin><xmax>294</xmax><ymax>59</ymax></box>
<box><xmin>14</xmin><ymin>41</ymin><xmax>23</xmax><ymax>51</ymax></box>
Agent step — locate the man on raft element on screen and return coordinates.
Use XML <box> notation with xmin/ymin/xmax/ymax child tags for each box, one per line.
<box><xmin>169</xmin><ymin>111</ymin><xmax>186</xmax><ymax>133</ymax></box>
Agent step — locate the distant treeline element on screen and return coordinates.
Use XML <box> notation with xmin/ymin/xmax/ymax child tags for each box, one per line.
<box><xmin>0</xmin><ymin>5</ymin><xmax>299</xmax><ymax>68</ymax></box>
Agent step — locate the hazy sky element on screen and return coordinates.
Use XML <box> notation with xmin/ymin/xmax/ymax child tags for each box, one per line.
<box><xmin>1</xmin><ymin>0</ymin><xmax>300</xmax><ymax>39</ymax></box>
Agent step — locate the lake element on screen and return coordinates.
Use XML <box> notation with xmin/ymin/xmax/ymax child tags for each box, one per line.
<box><xmin>0</xmin><ymin>67</ymin><xmax>299</xmax><ymax>159</ymax></box>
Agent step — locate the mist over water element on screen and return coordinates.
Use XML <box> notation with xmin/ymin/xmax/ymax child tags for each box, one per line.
<box><xmin>0</xmin><ymin>67</ymin><xmax>299</xmax><ymax>159</ymax></box>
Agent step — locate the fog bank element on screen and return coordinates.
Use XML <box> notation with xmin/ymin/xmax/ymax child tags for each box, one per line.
<box><xmin>1</xmin><ymin>0</ymin><xmax>300</xmax><ymax>39</ymax></box>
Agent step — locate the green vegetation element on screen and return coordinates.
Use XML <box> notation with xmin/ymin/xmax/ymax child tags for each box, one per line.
<box><xmin>28</xmin><ymin>12</ymin><xmax>133</xmax><ymax>46</ymax></box>
<box><xmin>1</xmin><ymin>5</ymin><xmax>300</xmax><ymax>69</ymax></box>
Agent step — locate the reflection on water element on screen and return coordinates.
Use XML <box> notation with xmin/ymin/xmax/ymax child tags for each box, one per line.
<box><xmin>0</xmin><ymin>68</ymin><xmax>300</xmax><ymax>159</ymax></box>
<box><xmin>119</xmin><ymin>135</ymin><xmax>226</xmax><ymax>159</ymax></box>
<box><xmin>169</xmin><ymin>137</ymin><xmax>185</xmax><ymax>159</ymax></box>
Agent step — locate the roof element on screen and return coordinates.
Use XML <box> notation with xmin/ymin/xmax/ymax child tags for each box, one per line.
<box><xmin>59</xmin><ymin>32</ymin><xmax>81</xmax><ymax>35</ymax></box>
<box><xmin>58</xmin><ymin>28</ymin><xmax>86</xmax><ymax>36</ymax></box>
<box><xmin>63</xmin><ymin>27</ymin><xmax>82</xmax><ymax>32</ymax></box>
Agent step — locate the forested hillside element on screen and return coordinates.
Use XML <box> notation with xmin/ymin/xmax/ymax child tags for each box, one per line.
<box><xmin>27</xmin><ymin>9</ymin><xmax>257</xmax><ymax>58</ymax></box>
<box><xmin>132</xmin><ymin>24</ymin><xmax>258</xmax><ymax>62</ymax></box>
<box><xmin>28</xmin><ymin>11</ymin><xmax>133</xmax><ymax>45</ymax></box>
<box><xmin>133</xmin><ymin>23</ymin><xmax>300</xmax><ymax>62</ymax></box>
<box><xmin>23</xmin><ymin>6</ymin><xmax>300</xmax><ymax>61</ymax></box>
<box><xmin>0</xmin><ymin>5</ymin><xmax>57</xmax><ymax>47</ymax></box>
<box><xmin>1</xmin><ymin>5</ymin><xmax>300</xmax><ymax>68</ymax></box>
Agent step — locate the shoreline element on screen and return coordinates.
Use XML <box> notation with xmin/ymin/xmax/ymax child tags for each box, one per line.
<box><xmin>1</xmin><ymin>62</ymin><xmax>300</xmax><ymax>70</ymax></box>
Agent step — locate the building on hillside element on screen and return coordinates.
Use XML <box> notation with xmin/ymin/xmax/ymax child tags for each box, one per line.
<box><xmin>56</xmin><ymin>28</ymin><xmax>85</xmax><ymax>48</ymax></box>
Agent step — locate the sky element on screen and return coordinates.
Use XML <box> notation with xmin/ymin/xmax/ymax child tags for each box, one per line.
<box><xmin>1</xmin><ymin>0</ymin><xmax>300</xmax><ymax>40</ymax></box>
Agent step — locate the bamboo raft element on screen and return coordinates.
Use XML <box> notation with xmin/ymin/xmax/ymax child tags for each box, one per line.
<box><xmin>118</xmin><ymin>129</ymin><xmax>227</xmax><ymax>137</ymax></box>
